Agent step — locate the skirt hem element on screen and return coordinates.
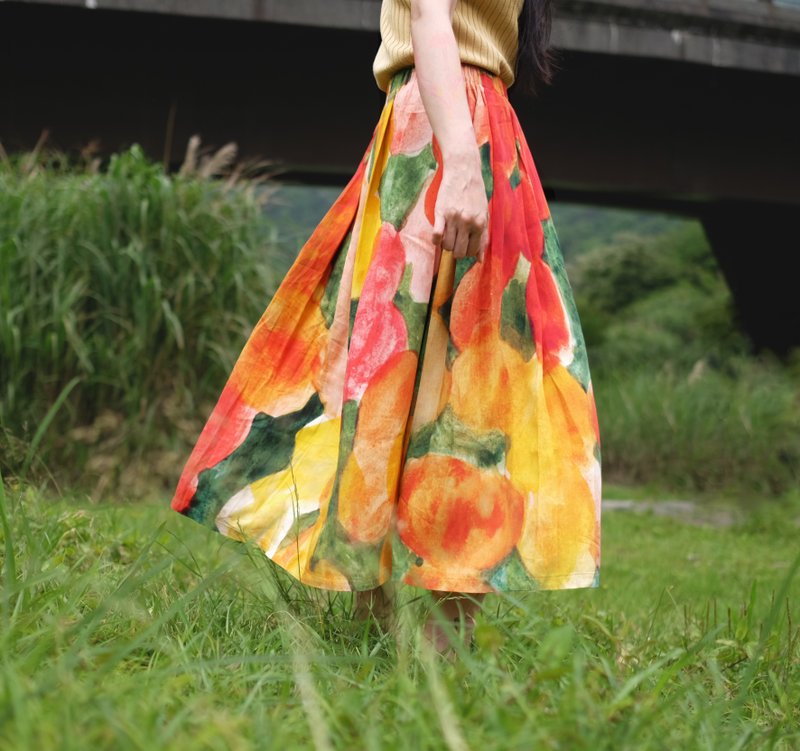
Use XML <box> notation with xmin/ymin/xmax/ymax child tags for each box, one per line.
<box><xmin>263</xmin><ymin>561</ymin><xmax>600</xmax><ymax>594</ymax></box>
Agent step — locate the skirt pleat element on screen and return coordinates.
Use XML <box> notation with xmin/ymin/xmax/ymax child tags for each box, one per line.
<box><xmin>170</xmin><ymin>64</ymin><xmax>602</xmax><ymax>593</ymax></box>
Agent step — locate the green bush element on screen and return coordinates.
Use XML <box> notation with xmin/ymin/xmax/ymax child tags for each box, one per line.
<box><xmin>0</xmin><ymin>144</ymin><xmax>287</xmax><ymax>494</ymax></box>
<box><xmin>587</xmin><ymin>281</ymin><xmax>751</xmax><ymax>373</ymax></box>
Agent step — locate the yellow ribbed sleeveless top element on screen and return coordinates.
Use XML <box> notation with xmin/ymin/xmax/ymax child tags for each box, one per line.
<box><xmin>372</xmin><ymin>0</ymin><xmax>525</xmax><ymax>92</ymax></box>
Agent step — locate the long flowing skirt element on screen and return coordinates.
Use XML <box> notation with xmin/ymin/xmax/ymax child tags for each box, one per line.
<box><xmin>170</xmin><ymin>63</ymin><xmax>602</xmax><ymax>593</ymax></box>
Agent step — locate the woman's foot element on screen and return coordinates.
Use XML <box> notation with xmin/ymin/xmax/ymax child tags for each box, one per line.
<box><xmin>422</xmin><ymin>591</ymin><xmax>484</xmax><ymax>655</ymax></box>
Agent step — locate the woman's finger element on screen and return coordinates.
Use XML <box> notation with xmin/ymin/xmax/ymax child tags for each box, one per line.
<box><xmin>465</xmin><ymin>226</ymin><xmax>482</xmax><ymax>259</ymax></box>
<box><xmin>478</xmin><ymin>225</ymin><xmax>488</xmax><ymax>262</ymax></box>
<box><xmin>432</xmin><ymin>210</ymin><xmax>446</xmax><ymax>248</ymax></box>
<box><xmin>442</xmin><ymin>219</ymin><xmax>458</xmax><ymax>253</ymax></box>
<box><xmin>452</xmin><ymin>224</ymin><xmax>470</xmax><ymax>258</ymax></box>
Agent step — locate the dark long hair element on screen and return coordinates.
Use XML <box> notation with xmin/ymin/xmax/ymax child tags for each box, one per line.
<box><xmin>514</xmin><ymin>0</ymin><xmax>560</xmax><ymax>96</ymax></box>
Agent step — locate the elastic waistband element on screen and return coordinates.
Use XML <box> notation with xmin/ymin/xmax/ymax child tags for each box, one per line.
<box><xmin>388</xmin><ymin>62</ymin><xmax>508</xmax><ymax>100</ymax></box>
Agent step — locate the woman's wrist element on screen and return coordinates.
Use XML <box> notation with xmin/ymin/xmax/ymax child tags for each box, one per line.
<box><xmin>440</xmin><ymin>141</ymin><xmax>481</xmax><ymax>165</ymax></box>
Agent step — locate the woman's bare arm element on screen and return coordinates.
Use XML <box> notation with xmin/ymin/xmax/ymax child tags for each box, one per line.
<box><xmin>411</xmin><ymin>0</ymin><xmax>488</xmax><ymax>262</ymax></box>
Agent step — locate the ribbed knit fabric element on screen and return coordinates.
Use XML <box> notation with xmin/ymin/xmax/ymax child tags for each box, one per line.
<box><xmin>372</xmin><ymin>0</ymin><xmax>524</xmax><ymax>92</ymax></box>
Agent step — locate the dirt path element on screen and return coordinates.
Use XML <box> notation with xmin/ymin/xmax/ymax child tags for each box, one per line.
<box><xmin>603</xmin><ymin>498</ymin><xmax>746</xmax><ymax>528</ymax></box>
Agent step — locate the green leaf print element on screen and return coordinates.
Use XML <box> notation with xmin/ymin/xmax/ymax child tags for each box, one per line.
<box><xmin>509</xmin><ymin>139</ymin><xmax>522</xmax><ymax>190</ymax></box>
<box><xmin>388</xmin><ymin>66</ymin><xmax>412</xmax><ymax>99</ymax></box>
<box><xmin>453</xmin><ymin>254</ymin><xmax>477</xmax><ymax>291</ymax></box>
<box><xmin>437</xmin><ymin>296</ymin><xmax>458</xmax><ymax>369</ymax></box>
<box><xmin>389</xmin><ymin>525</ymin><xmax>424</xmax><ymax>583</ymax></box>
<box><xmin>347</xmin><ymin>297</ymin><xmax>359</xmax><ymax>348</ymax></box>
<box><xmin>500</xmin><ymin>277</ymin><xmax>536</xmax><ymax>361</ymax></box>
<box><xmin>393</xmin><ymin>263</ymin><xmax>429</xmax><ymax>352</ymax></box>
<box><xmin>186</xmin><ymin>393</ymin><xmax>325</xmax><ymax>526</ymax></box>
<box><xmin>541</xmin><ymin>217</ymin><xmax>591</xmax><ymax>390</ymax></box>
<box><xmin>480</xmin><ymin>141</ymin><xmax>493</xmax><ymax>201</ymax></box>
<box><xmin>406</xmin><ymin>404</ymin><xmax>507</xmax><ymax>469</ymax></box>
<box><xmin>312</xmin><ymin>520</ymin><xmax>385</xmax><ymax>590</ymax></box>
<box><xmin>320</xmin><ymin>228</ymin><xmax>352</xmax><ymax>329</ymax></box>
<box><xmin>276</xmin><ymin>508</ymin><xmax>321</xmax><ymax>553</ymax></box>
<box><xmin>379</xmin><ymin>143</ymin><xmax>437</xmax><ymax>229</ymax></box>
<box><xmin>487</xmin><ymin>547</ymin><xmax>539</xmax><ymax>591</ymax></box>
<box><xmin>445</xmin><ymin>336</ymin><xmax>460</xmax><ymax>370</ymax></box>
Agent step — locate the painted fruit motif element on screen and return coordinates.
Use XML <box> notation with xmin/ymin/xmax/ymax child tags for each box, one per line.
<box><xmin>337</xmin><ymin>349</ymin><xmax>419</xmax><ymax>544</ymax></box>
<box><xmin>396</xmin><ymin>454</ymin><xmax>525</xmax><ymax>575</ymax></box>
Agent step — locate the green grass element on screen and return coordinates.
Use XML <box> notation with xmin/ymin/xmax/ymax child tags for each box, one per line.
<box><xmin>595</xmin><ymin>357</ymin><xmax>800</xmax><ymax>496</ymax></box>
<box><xmin>1</xmin><ymin>475</ymin><xmax>798</xmax><ymax>750</ymax></box>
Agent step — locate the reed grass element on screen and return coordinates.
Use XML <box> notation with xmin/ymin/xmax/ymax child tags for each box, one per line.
<box><xmin>595</xmin><ymin>355</ymin><xmax>800</xmax><ymax>496</ymax></box>
<box><xmin>0</xmin><ymin>140</ymin><xmax>288</xmax><ymax>495</ymax></box>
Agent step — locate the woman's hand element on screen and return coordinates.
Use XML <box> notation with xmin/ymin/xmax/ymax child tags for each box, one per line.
<box><xmin>411</xmin><ymin>0</ymin><xmax>489</xmax><ymax>263</ymax></box>
<box><xmin>432</xmin><ymin>147</ymin><xmax>489</xmax><ymax>263</ymax></box>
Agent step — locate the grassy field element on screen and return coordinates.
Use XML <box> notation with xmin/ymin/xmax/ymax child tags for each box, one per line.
<box><xmin>1</xmin><ymin>476</ymin><xmax>798</xmax><ymax>750</ymax></box>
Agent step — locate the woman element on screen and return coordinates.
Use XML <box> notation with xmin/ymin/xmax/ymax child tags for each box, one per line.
<box><xmin>169</xmin><ymin>0</ymin><xmax>602</xmax><ymax>654</ymax></box>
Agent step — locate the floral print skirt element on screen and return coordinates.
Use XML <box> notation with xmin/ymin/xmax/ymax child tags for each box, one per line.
<box><xmin>170</xmin><ymin>63</ymin><xmax>602</xmax><ymax>593</ymax></box>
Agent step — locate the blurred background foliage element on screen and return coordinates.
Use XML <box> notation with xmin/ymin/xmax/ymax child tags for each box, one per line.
<box><xmin>1</xmin><ymin>142</ymin><xmax>798</xmax><ymax>500</ymax></box>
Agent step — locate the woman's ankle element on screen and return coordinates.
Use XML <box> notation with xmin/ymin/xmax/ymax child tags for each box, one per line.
<box><xmin>353</xmin><ymin>583</ymin><xmax>394</xmax><ymax>622</ymax></box>
<box><xmin>422</xmin><ymin>592</ymin><xmax>483</xmax><ymax>655</ymax></box>
<box><xmin>429</xmin><ymin>590</ymin><xmax>484</xmax><ymax>622</ymax></box>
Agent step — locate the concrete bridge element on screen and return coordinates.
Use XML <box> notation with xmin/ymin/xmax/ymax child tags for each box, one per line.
<box><xmin>2</xmin><ymin>0</ymin><xmax>799</xmax><ymax>353</ymax></box>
